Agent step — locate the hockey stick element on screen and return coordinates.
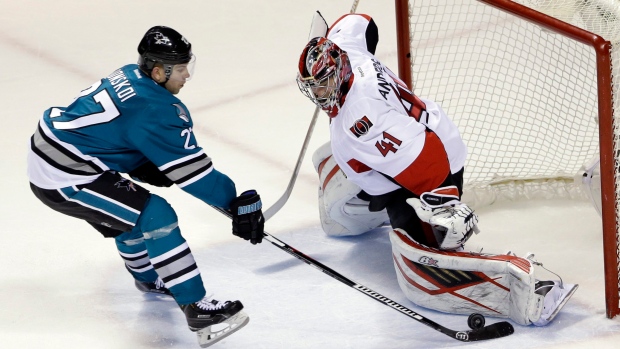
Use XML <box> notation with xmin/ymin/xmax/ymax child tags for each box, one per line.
<box><xmin>210</xmin><ymin>205</ymin><xmax>514</xmax><ymax>342</ymax></box>
<box><xmin>263</xmin><ymin>1</ymin><xmax>360</xmax><ymax>221</ymax></box>
<box><xmin>262</xmin><ymin>106</ymin><xmax>319</xmax><ymax>221</ymax></box>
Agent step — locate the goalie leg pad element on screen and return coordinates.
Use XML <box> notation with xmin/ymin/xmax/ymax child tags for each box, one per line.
<box><xmin>313</xmin><ymin>142</ymin><xmax>389</xmax><ymax>236</ymax></box>
<box><xmin>389</xmin><ymin>229</ymin><xmax>551</xmax><ymax>326</ymax></box>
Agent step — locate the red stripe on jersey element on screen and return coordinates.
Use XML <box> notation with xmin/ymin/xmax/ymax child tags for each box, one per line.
<box><xmin>394</xmin><ymin>132</ymin><xmax>450</xmax><ymax>195</ymax></box>
<box><xmin>394</xmin><ymin>230</ymin><xmax>531</xmax><ymax>274</ymax></box>
<box><xmin>346</xmin><ymin>158</ymin><xmax>372</xmax><ymax>173</ymax></box>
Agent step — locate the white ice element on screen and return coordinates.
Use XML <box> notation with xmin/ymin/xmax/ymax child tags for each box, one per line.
<box><xmin>1</xmin><ymin>1</ymin><xmax>619</xmax><ymax>348</ymax></box>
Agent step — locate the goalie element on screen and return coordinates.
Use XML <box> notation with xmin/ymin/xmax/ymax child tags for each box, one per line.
<box><xmin>296</xmin><ymin>13</ymin><xmax>577</xmax><ymax>326</ymax></box>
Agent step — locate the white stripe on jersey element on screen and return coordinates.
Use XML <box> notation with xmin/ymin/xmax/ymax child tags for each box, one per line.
<box><xmin>158</xmin><ymin>149</ymin><xmax>206</xmax><ymax>171</ymax></box>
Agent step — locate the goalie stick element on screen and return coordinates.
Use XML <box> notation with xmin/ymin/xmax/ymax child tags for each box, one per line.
<box><xmin>210</xmin><ymin>204</ymin><xmax>514</xmax><ymax>342</ymax></box>
<box><xmin>263</xmin><ymin>106</ymin><xmax>319</xmax><ymax>221</ymax></box>
<box><xmin>264</xmin><ymin>1</ymin><xmax>359</xmax><ymax>221</ymax></box>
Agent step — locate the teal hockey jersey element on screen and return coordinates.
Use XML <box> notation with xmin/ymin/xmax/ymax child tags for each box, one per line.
<box><xmin>28</xmin><ymin>64</ymin><xmax>236</xmax><ymax>208</ymax></box>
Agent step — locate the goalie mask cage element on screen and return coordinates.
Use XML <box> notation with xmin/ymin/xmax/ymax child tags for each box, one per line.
<box><xmin>394</xmin><ymin>0</ymin><xmax>619</xmax><ymax>318</ymax></box>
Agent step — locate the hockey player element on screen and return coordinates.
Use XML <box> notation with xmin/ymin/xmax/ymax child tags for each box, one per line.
<box><xmin>27</xmin><ymin>26</ymin><xmax>264</xmax><ymax>347</ymax></box>
<box><xmin>295</xmin><ymin>13</ymin><xmax>577</xmax><ymax>327</ymax></box>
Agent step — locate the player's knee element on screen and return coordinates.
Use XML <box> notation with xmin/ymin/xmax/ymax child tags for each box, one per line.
<box><xmin>136</xmin><ymin>194</ymin><xmax>179</xmax><ymax>240</ymax></box>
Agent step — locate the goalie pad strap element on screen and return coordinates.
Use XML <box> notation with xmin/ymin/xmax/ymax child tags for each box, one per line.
<box><xmin>390</xmin><ymin>229</ymin><xmax>539</xmax><ymax>325</ymax></box>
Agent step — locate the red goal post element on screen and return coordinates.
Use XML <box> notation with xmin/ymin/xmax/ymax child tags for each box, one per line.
<box><xmin>394</xmin><ymin>0</ymin><xmax>619</xmax><ymax>318</ymax></box>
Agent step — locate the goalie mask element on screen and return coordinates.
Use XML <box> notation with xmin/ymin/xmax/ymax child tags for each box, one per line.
<box><xmin>138</xmin><ymin>26</ymin><xmax>196</xmax><ymax>83</ymax></box>
<box><xmin>297</xmin><ymin>38</ymin><xmax>352</xmax><ymax>118</ymax></box>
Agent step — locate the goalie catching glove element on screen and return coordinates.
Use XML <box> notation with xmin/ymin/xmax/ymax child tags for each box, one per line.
<box><xmin>229</xmin><ymin>190</ymin><xmax>264</xmax><ymax>245</ymax></box>
<box><xmin>407</xmin><ymin>186</ymin><xmax>479</xmax><ymax>250</ymax></box>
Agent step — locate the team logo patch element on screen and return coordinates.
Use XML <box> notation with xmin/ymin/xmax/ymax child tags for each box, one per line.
<box><xmin>115</xmin><ymin>179</ymin><xmax>137</xmax><ymax>192</ymax></box>
<box><xmin>154</xmin><ymin>33</ymin><xmax>171</xmax><ymax>45</ymax></box>
<box><xmin>173</xmin><ymin>103</ymin><xmax>189</xmax><ymax>122</ymax></box>
<box><xmin>349</xmin><ymin>116</ymin><xmax>373</xmax><ymax>138</ymax></box>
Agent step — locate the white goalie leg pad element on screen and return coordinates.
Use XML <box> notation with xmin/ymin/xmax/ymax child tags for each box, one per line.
<box><xmin>312</xmin><ymin>142</ymin><xmax>389</xmax><ymax>236</ymax></box>
<box><xmin>389</xmin><ymin>229</ymin><xmax>546</xmax><ymax>326</ymax></box>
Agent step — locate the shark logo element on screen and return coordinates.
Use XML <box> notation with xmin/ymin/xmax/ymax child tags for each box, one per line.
<box><xmin>115</xmin><ymin>179</ymin><xmax>137</xmax><ymax>192</ymax></box>
<box><xmin>154</xmin><ymin>33</ymin><xmax>171</xmax><ymax>45</ymax></box>
<box><xmin>173</xmin><ymin>103</ymin><xmax>189</xmax><ymax>122</ymax></box>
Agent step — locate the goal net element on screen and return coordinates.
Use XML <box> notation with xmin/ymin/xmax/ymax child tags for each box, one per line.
<box><xmin>394</xmin><ymin>0</ymin><xmax>619</xmax><ymax>318</ymax></box>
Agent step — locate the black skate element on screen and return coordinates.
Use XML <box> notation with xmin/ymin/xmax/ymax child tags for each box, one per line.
<box><xmin>134</xmin><ymin>278</ymin><xmax>172</xmax><ymax>296</ymax></box>
<box><xmin>181</xmin><ymin>297</ymin><xmax>249</xmax><ymax>348</ymax></box>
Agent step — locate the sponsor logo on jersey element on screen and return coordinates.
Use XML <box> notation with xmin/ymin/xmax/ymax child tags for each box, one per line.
<box><xmin>418</xmin><ymin>256</ymin><xmax>439</xmax><ymax>267</ymax></box>
<box><xmin>357</xmin><ymin>66</ymin><xmax>364</xmax><ymax>77</ymax></box>
<box><xmin>349</xmin><ymin>116</ymin><xmax>373</xmax><ymax>138</ymax></box>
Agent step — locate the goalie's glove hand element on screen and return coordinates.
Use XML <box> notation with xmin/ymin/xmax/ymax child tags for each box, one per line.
<box><xmin>229</xmin><ymin>190</ymin><xmax>264</xmax><ymax>245</ymax></box>
<box><xmin>128</xmin><ymin>161</ymin><xmax>173</xmax><ymax>187</ymax></box>
<box><xmin>407</xmin><ymin>186</ymin><xmax>479</xmax><ymax>250</ymax></box>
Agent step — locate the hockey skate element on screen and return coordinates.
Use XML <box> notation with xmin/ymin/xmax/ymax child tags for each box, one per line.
<box><xmin>134</xmin><ymin>277</ymin><xmax>172</xmax><ymax>296</ymax></box>
<box><xmin>532</xmin><ymin>280</ymin><xmax>578</xmax><ymax>326</ymax></box>
<box><xmin>180</xmin><ymin>297</ymin><xmax>249</xmax><ymax>348</ymax></box>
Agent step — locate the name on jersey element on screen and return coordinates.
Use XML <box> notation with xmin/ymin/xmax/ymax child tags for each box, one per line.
<box><xmin>107</xmin><ymin>69</ymin><xmax>136</xmax><ymax>102</ymax></box>
<box><xmin>372</xmin><ymin>59</ymin><xmax>391</xmax><ymax>100</ymax></box>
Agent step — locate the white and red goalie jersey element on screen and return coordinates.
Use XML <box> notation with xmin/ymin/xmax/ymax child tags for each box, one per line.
<box><xmin>326</xmin><ymin>14</ymin><xmax>467</xmax><ymax>197</ymax></box>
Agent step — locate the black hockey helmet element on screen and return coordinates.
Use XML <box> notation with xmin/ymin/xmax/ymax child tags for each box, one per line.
<box><xmin>137</xmin><ymin>26</ymin><xmax>195</xmax><ymax>79</ymax></box>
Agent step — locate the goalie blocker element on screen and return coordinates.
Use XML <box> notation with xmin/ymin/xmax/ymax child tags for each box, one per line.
<box><xmin>390</xmin><ymin>228</ymin><xmax>578</xmax><ymax>326</ymax></box>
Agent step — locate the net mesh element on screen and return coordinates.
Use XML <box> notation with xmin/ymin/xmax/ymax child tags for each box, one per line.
<box><xmin>405</xmin><ymin>0</ymin><xmax>619</xmax><ymax>315</ymax></box>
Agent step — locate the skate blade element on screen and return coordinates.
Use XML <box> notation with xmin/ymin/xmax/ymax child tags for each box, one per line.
<box><xmin>545</xmin><ymin>283</ymin><xmax>579</xmax><ymax>323</ymax></box>
<box><xmin>196</xmin><ymin>310</ymin><xmax>249</xmax><ymax>348</ymax></box>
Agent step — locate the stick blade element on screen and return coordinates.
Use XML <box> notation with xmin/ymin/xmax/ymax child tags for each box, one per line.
<box><xmin>456</xmin><ymin>321</ymin><xmax>514</xmax><ymax>342</ymax></box>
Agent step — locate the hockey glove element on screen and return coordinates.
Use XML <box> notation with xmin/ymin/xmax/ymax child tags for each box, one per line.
<box><xmin>407</xmin><ymin>186</ymin><xmax>479</xmax><ymax>250</ymax></box>
<box><xmin>128</xmin><ymin>161</ymin><xmax>173</xmax><ymax>187</ymax></box>
<box><xmin>229</xmin><ymin>190</ymin><xmax>264</xmax><ymax>244</ymax></box>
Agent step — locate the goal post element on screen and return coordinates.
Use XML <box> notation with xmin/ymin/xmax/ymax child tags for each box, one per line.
<box><xmin>394</xmin><ymin>0</ymin><xmax>619</xmax><ymax>318</ymax></box>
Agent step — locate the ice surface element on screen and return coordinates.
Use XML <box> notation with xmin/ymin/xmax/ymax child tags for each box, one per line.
<box><xmin>1</xmin><ymin>1</ymin><xmax>619</xmax><ymax>348</ymax></box>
